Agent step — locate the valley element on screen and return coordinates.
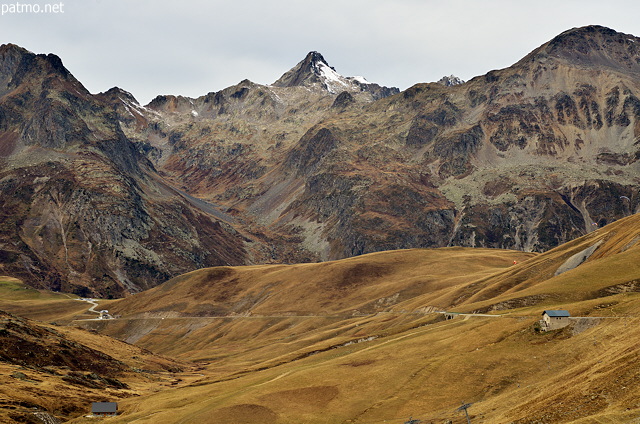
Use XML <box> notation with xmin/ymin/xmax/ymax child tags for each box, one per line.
<box><xmin>0</xmin><ymin>213</ymin><xmax>639</xmax><ymax>423</ymax></box>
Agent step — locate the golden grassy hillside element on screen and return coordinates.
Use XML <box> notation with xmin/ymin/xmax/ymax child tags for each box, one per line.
<box><xmin>58</xmin><ymin>214</ymin><xmax>640</xmax><ymax>423</ymax></box>
<box><xmin>85</xmin><ymin>247</ymin><xmax>531</xmax><ymax>364</ymax></box>
<box><xmin>75</xmin><ymin>314</ymin><xmax>640</xmax><ymax>424</ymax></box>
<box><xmin>108</xmin><ymin>247</ymin><xmax>534</xmax><ymax>317</ymax></box>
<box><xmin>0</xmin><ymin>308</ymin><xmax>193</xmax><ymax>423</ymax></box>
<box><xmin>2</xmin><ymin>214</ymin><xmax>639</xmax><ymax>423</ymax></box>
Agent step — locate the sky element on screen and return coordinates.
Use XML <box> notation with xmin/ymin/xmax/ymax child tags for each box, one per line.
<box><xmin>1</xmin><ymin>0</ymin><xmax>639</xmax><ymax>105</ymax></box>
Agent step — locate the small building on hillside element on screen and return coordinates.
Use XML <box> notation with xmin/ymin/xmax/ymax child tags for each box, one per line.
<box><xmin>540</xmin><ymin>310</ymin><xmax>571</xmax><ymax>331</ymax></box>
<box><xmin>92</xmin><ymin>402</ymin><xmax>118</xmax><ymax>417</ymax></box>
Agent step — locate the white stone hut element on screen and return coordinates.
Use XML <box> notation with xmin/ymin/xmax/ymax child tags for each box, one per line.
<box><xmin>540</xmin><ymin>310</ymin><xmax>571</xmax><ymax>331</ymax></box>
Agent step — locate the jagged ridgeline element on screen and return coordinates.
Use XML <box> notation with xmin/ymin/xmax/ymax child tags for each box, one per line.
<box><xmin>0</xmin><ymin>25</ymin><xmax>639</xmax><ymax>296</ymax></box>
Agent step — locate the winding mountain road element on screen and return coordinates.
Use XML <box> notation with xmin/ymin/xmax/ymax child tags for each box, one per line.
<box><xmin>75</xmin><ymin>298</ymin><xmax>109</xmax><ymax>320</ymax></box>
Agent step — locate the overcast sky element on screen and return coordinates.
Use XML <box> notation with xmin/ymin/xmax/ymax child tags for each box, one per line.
<box><xmin>1</xmin><ymin>0</ymin><xmax>639</xmax><ymax>104</ymax></box>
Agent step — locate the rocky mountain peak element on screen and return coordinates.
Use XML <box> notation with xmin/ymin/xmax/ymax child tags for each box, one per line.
<box><xmin>0</xmin><ymin>43</ymin><xmax>79</xmax><ymax>98</ymax></box>
<box><xmin>520</xmin><ymin>25</ymin><xmax>640</xmax><ymax>74</ymax></box>
<box><xmin>549</xmin><ymin>25</ymin><xmax>626</xmax><ymax>46</ymax></box>
<box><xmin>99</xmin><ymin>86</ymin><xmax>140</xmax><ymax>105</ymax></box>
<box><xmin>436</xmin><ymin>75</ymin><xmax>465</xmax><ymax>86</ymax></box>
<box><xmin>305</xmin><ymin>50</ymin><xmax>330</xmax><ymax>71</ymax></box>
<box><xmin>272</xmin><ymin>51</ymin><xmax>399</xmax><ymax>99</ymax></box>
<box><xmin>0</xmin><ymin>43</ymin><xmax>31</xmax><ymax>58</ymax></box>
<box><xmin>547</xmin><ymin>25</ymin><xmax>638</xmax><ymax>55</ymax></box>
<box><xmin>272</xmin><ymin>50</ymin><xmax>346</xmax><ymax>91</ymax></box>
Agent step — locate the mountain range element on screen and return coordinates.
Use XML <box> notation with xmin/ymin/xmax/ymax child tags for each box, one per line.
<box><xmin>1</xmin><ymin>25</ymin><xmax>639</xmax><ymax>297</ymax></box>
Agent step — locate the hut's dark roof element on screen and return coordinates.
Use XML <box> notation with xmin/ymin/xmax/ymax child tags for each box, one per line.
<box><xmin>542</xmin><ymin>310</ymin><xmax>570</xmax><ymax>317</ymax></box>
<box><xmin>92</xmin><ymin>402</ymin><xmax>117</xmax><ymax>413</ymax></box>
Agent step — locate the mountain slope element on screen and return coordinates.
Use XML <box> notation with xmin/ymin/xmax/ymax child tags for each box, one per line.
<box><xmin>125</xmin><ymin>26</ymin><xmax>640</xmax><ymax>266</ymax></box>
<box><xmin>0</xmin><ymin>44</ymin><xmax>250</xmax><ymax>296</ymax></box>
<box><xmin>66</xmin><ymin>213</ymin><xmax>640</xmax><ymax>424</ymax></box>
<box><xmin>0</xmin><ymin>309</ymin><xmax>187</xmax><ymax>423</ymax></box>
<box><xmin>2</xmin><ymin>26</ymin><xmax>640</xmax><ymax>297</ymax></box>
<box><xmin>241</xmin><ymin>25</ymin><xmax>640</xmax><ymax>258</ymax></box>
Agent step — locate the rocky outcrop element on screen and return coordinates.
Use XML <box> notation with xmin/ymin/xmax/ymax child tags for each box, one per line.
<box><xmin>284</xmin><ymin>127</ymin><xmax>339</xmax><ymax>175</ymax></box>
<box><xmin>436</xmin><ymin>75</ymin><xmax>465</xmax><ymax>86</ymax></box>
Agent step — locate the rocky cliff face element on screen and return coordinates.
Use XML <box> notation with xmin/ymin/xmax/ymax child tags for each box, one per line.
<box><xmin>1</xmin><ymin>26</ymin><xmax>639</xmax><ymax>295</ymax></box>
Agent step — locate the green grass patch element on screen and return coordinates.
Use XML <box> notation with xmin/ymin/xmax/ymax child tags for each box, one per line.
<box><xmin>0</xmin><ymin>278</ymin><xmax>43</xmax><ymax>300</ymax></box>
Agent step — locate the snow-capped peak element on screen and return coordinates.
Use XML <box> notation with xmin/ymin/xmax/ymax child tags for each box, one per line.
<box><xmin>272</xmin><ymin>51</ymin><xmax>399</xmax><ymax>99</ymax></box>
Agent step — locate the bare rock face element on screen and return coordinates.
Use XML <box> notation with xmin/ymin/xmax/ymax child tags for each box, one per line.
<box><xmin>273</xmin><ymin>51</ymin><xmax>329</xmax><ymax>88</ymax></box>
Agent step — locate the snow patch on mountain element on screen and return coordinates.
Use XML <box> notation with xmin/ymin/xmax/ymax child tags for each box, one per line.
<box><xmin>312</xmin><ymin>57</ymin><xmax>381</xmax><ymax>94</ymax></box>
<box><xmin>316</xmin><ymin>60</ymin><xmax>350</xmax><ymax>93</ymax></box>
<box><xmin>348</xmin><ymin>76</ymin><xmax>370</xmax><ymax>85</ymax></box>
<box><xmin>120</xmin><ymin>96</ymin><xmax>155</xmax><ymax>117</ymax></box>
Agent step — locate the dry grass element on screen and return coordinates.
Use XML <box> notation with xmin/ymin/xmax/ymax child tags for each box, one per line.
<box><xmin>107</xmin><ymin>247</ymin><xmax>533</xmax><ymax>318</ymax></box>
<box><xmin>68</xmin><ymin>311</ymin><xmax>640</xmax><ymax>424</ymax></box>
<box><xmin>4</xmin><ymin>215</ymin><xmax>640</xmax><ymax>423</ymax></box>
<box><xmin>0</xmin><ymin>309</ymin><xmax>192</xmax><ymax>423</ymax></box>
